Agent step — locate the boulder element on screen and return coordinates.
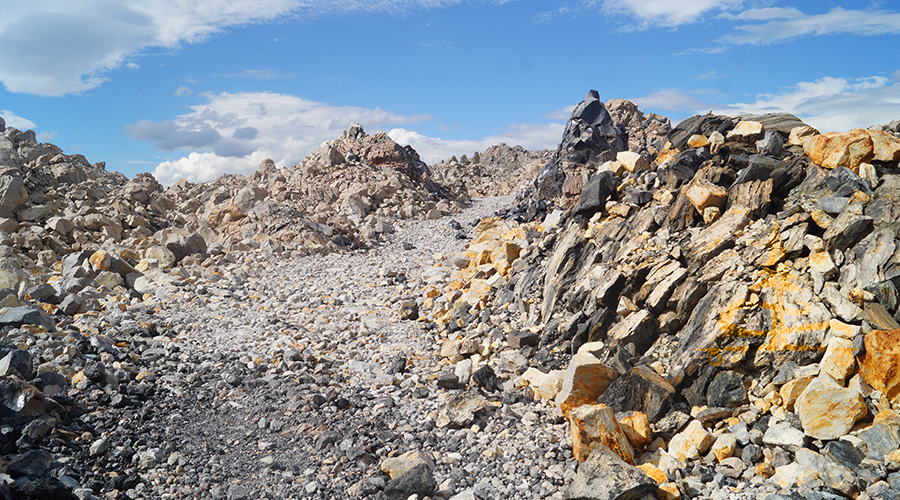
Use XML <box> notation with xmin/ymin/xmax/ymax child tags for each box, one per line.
<box><xmin>789</xmin><ymin>125</ymin><xmax>819</xmax><ymax>146</ymax></box>
<box><xmin>563</xmin><ymin>445</ymin><xmax>657</xmax><ymax>500</ymax></box>
<box><xmin>667</xmin><ymin>420</ymin><xmax>713</xmax><ymax>461</ymax></box>
<box><xmin>795</xmin><ymin>375</ymin><xmax>867</xmax><ymax>440</ymax></box>
<box><xmin>568</xmin><ymin>404</ymin><xmax>635</xmax><ymax>463</ymax></box>
<box><xmin>555</xmin><ymin>352</ymin><xmax>618</xmax><ymax>416</ymax></box>
<box><xmin>616</xmin><ymin>151</ymin><xmax>649</xmax><ymax>173</ymax></box>
<box><xmin>804</xmin><ymin>129</ymin><xmax>875</xmax><ymax>169</ymax></box>
<box><xmin>726</xmin><ymin>121</ymin><xmax>763</xmax><ymax>143</ymax></box>
<box><xmin>859</xmin><ymin>329</ymin><xmax>900</xmax><ymax>400</ymax></box>
<box><xmin>597</xmin><ymin>365</ymin><xmax>674</xmax><ymax>422</ymax></box>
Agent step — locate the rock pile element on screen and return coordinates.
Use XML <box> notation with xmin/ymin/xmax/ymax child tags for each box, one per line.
<box><xmin>431</xmin><ymin>143</ymin><xmax>552</xmax><ymax>197</ymax></box>
<box><xmin>419</xmin><ymin>90</ymin><xmax>900</xmax><ymax>499</ymax></box>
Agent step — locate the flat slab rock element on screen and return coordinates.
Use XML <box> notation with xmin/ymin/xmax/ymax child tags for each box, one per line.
<box><xmin>435</xmin><ymin>391</ymin><xmax>497</xmax><ymax>428</ymax></box>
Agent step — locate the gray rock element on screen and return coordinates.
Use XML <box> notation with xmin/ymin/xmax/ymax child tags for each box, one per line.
<box><xmin>0</xmin><ymin>306</ymin><xmax>53</xmax><ymax>330</ymax></box>
<box><xmin>383</xmin><ymin>463</ymin><xmax>436</xmax><ymax>500</ymax></box>
<box><xmin>706</xmin><ymin>370</ymin><xmax>748</xmax><ymax>408</ymax></box>
<box><xmin>597</xmin><ymin>365</ymin><xmax>674</xmax><ymax>422</ymax></box>
<box><xmin>756</xmin><ymin>129</ymin><xmax>784</xmax><ymax>156</ymax></box>
<box><xmin>857</xmin><ymin>422</ymin><xmax>900</xmax><ymax>457</ymax></box>
<box><xmin>436</xmin><ymin>372</ymin><xmax>459</xmax><ymax>389</ymax></box>
<box><xmin>819</xmin><ymin>196</ymin><xmax>850</xmax><ymax>215</ymax></box>
<box><xmin>563</xmin><ymin>444</ymin><xmax>657</xmax><ymax>500</ymax></box>
<box><xmin>574</xmin><ymin>170</ymin><xmax>618</xmax><ymax>217</ymax></box>
<box><xmin>165</xmin><ymin>231</ymin><xmax>207</xmax><ymax>262</ymax></box>
<box><xmin>58</xmin><ymin>293</ymin><xmax>84</xmax><ymax>316</ymax></box>
<box><xmin>822</xmin><ymin>439</ymin><xmax>864</xmax><ymax>471</ymax></box>
<box><xmin>762</xmin><ymin>420</ymin><xmax>806</xmax><ymax>451</ymax></box>
<box><xmin>0</xmin><ymin>349</ymin><xmax>33</xmax><ymax>379</ymax></box>
<box><xmin>7</xmin><ymin>449</ymin><xmax>56</xmax><ymax>478</ymax></box>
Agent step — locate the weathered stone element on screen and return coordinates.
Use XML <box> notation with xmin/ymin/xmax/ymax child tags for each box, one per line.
<box><xmin>616</xmin><ymin>151</ymin><xmax>649</xmax><ymax>173</ymax></box>
<box><xmin>398</xmin><ymin>300</ymin><xmax>418</xmax><ymax>320</ymax></box>
<box><xmin>435</xmin><ymin>391</ymin><xmax>496</xmax><ymax>428</ymax></box>
<box><xmin>0</xmin><ymin>176</ymin><xmax>27</xmax><ymax>213</ymax></box>
<box><xmin>383</xmin><ymin>463</ymin><xmax>436</xmax><ymax>500</ymax></box>
<box><xmin>618</xmin><ymin>411</ymin><xmax>652</xmax><ymax>451</ymax></box>
<box><xmin>667</xmin><ymin>420</ymin><xmax>712</xmax><ymax>461</ymax></box>
<box><xmin>706</xmin><ymin>370</ymin><xmax>749</xmax><ymax>408</ymax></box>
<box><xmin>574</xmin><ymin>170</ymin><xmax>618</xmax><ymax>217</ymax></box>
<box><xmin>857</xmin><ymin>422</ymin><xmax>900</xmax><ymax>457</ymax></box>
<box><xmin>606</xmin><ymin>309</ymin><xmax>658</xmax><ymax>354</ymax></box>
<box><xmin>507</xmin><ymin>331</ymin><xmax>539</xmax><ymax>349</ymax></box>
<box><xmin>779</xmin><ymin>376</ymin><xmax>813</xmax><ymax>412</ymax></box>
<box><xmin>685</xmin><ymin>181</ymin><xmax>727</xmax><ymax>214</ymax></box>
<box><xmin>795</xmin><ymin>376</ymin><xmax>867</xmax><ymax>440</ymax></box>
<box><xmin>868</xmin><ymin>129</ymin><xmax>900</xmax><ymax>163</ymax></box>
<box><xmin>804</xmin><ymin>129</ymin><xmax>875</xmax><ymax>169</ymax></box>
<box><xmin>165</xmin><ymin>231</ymin><xmax>207</xmax><ymax>262</ymax></box>
<box><xmin>597</xmin><ymin>365</ymin><xmax>674</xmax><ymax>422</ymax></box>
<box><xmin>0</xmin><ymin>375</ymin><xmax>45</xmax><ymax>417</ymax></box>
<box><xmin>569</xmin><ymin>403</ymin><xmax>635</xmax><ymax>463</ymax></box>
<box><xmin>859</xmin><ymin>329</ymin><xmax>900</xmax><ymax>401</ymax></box>
<box><xmin>556</xmin><ymin>352</ymin><xmax>618</xmax><ymax>416</ymax></box>
<box><xmin>711</xmin><ymin>432</ymin><xmax>737</xmax><ymax>462</ymax></box>
<box><xmin>819</xmin><ymin>336</ymin><xmax>856</xmax><ymax>384</ymax></box>
<box><xmin>381</xmin><ymin>450</ymin><xmax>435</xmax><ymax>479</ymax></box>
<box><xmin>789</xmin><ymin>125</ymin><xmax>819</xmax><ymax>146</ymax></box>
<box><xmin>762</xmin><ymin>420</ymin><xmax>806</xmax><ymax>451</ymax></box>
<box><xmin>0</xmin><ymin>306</ymin><xmax>53</xmax><ymax>329</ymax></box>
<box><xmin>770</xmin><ymin>462</ymin><xmax>821</xmax><ymax>491</ymax></box>
<box><xmin>726</xmin><ymin>121</ymin><xmax>763</xmax><ymax>143</ymax></box>
<box><xmin>756</xmin><ymin>129</ymin><xmax>784</xmax><ymax>156</ymax></box>
<box><xmin>0</xmin><ymin>349</ymin><xmax>33</xmax><ymax>379</ymax></box>
<box><xmin>563</xmin><ymin>445</ymin><xmax>657</xmax><ymax>500</ymax></box>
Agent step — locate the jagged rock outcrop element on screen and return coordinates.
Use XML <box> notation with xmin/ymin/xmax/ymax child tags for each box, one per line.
<box><xmin>419</xmin><ymin>90</ymin><xmax>900</xmax><ymax>499</ymax></box>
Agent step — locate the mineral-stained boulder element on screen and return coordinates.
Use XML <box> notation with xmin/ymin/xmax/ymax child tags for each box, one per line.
<box><xmin>563</xmin><ymin>444</ymin><xmax>656</xmax><ymax>500</ymax></box>
<box><xmin>568</xmin><ymin>404</ymin><xmax>635</xmax><ymax>463</ymax></box>
<box><xmin>795</xmin><ymin>375</ymin><xmax>867</xmax><ymax>440</ymax></box>
<box><xmin>667</xmin><ymin>420</ymin><xmax>713</xmax><ymax>460</ymax></box>
<box><xmin>804</xmin><ymin>129</ymin><xmax>876</xmax><ymax>169</ymax></box>
<box><xmin>859</xmin><ymin>328</ymin><xmax>900</xmax><ymax>400</ymax></box>
<box><xmin>555</xmin><ymin>352</ymin><xmax>618</xmax><ymax>416</ymax></box>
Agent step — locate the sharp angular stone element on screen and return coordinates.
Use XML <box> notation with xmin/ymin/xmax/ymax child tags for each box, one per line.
<box><xmin>597</xmin><ymin>365</ymin><xmax>674</xmax><ymax>422</ymax></box>
<box><xmin>667</xmin><ymin>420</ymin><xmax>713</xmax><ymax>461</ymax></box>
<box><xmin>859</xmin><ymin>329</ymin><xmax>900</xmax><ymax>400</ymax></box>
<box><xmin>563</xmin><ymin>444</ymin><xmax>657</xmax><ymax>500</ymax></box>
<box><xmin>555</xmin><ymin>352</ymin><xmax>618</xmax><ymax>417</ymax></box>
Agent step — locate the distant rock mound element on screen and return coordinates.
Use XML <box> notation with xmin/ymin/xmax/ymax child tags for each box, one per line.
<box><xmin>430</xmin><ymin>143</ymin><xmax>552</xmax><ymax>197</ymax></box>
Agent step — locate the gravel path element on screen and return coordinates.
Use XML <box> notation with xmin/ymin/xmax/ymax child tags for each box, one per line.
<box><xmin>81</xmin><ymin>195</ymin><xmax>576</xmax><ymax>500</ymax></box>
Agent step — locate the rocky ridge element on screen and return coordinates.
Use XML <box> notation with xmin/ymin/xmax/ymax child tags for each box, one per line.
<box><xmin>420</xmin><ymin>91</ymin><xmax>900</xmax><ymax>499</ymax></box>
<box><xmin>430</xmin><ymin>144</ymin><xmax>553</xmax><ymax>198</ymax></box>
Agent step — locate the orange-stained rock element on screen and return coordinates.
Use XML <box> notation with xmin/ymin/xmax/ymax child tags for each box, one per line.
<box><xmin>471</xmin><ymin>217</ymin><xmax>513</xmax><ymax>244</ymax></box>
<box><xmin>687</xmin><ymin>135</ymin><xmax>709</xmax><ymax>148</ymax></box>
<box><xmin>859</xmin><ymin>329</ymin><xmax>900</xmax><ymax>400</ymax></box>
<box><xmin>657</xmin><ymin>482</ymin><xmax>682</xmax><ymax>500</ymax></box>
<box><xmin>686</xmin><ymin>181</ymin><xmax>728</xmax><ymax>214</ymax></box>
<box><xmin>711</xmin><ymin>433</ymin><xmax>737</xmax><ymax>462</ymax></box>
<box><xmin>868</xmin><ymin>130</ymin><xmax>900</xmax><ymax>162</ymax></box>
<box><xmin>637</xmin><ymin>463</ymin><xmax>667</xmax><ymax>483</ymax></box>
<box><xmin>619</xmin><ymin>411</ymin><xmax>653</xmax><ymax>451</ymax></box>
<box><xmin>490</xmin><ymin>241</ymin><xmax>521</xmax><ymax>276</ymax></box>
<box><xmin>667</xmin><ymin>420</ymin><xmax>713</xmax><ymax>461</ymax></box>
<box><xmin>804</xmin><ymin>129</ymin><xmax>875</xmax><ymax>169</ymax></box>
<box><xmin>458</xmin><ymin>279</ymin><xmax>492</xmax><ymax>307</ymax></box>
<box><xmin>780</xmin><ymin>376</ymin><xmax>814</xmax><ymax>413</ymax></box>
<box><xmin>569</xmin><ymin>404</ymin><xmax>635</xmax><ymax>464</ymax></box>
<box><xmin>795</xmin><ymin>375</ymin><xmax>867</xmax><ymax>440</ymax></box>
<box><xmin>819</xmin><ymin>336</ymin><xmax>856</xmax><ymax>384</ymax></box>
<box><xmin>555</xmin><ymin>352</ymin><xmax>618</xmax><ymax>417</ymax></box>
<box><xmin>89</xmin><ymin>250</ymin><xmax>110</xmax><ymax>272</ymax></box>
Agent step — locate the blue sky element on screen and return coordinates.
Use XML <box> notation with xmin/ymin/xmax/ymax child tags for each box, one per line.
<box><xmin>2</xmin><ymin>1</ymin><xmax>900</xmax><ymax>185</ymax></box>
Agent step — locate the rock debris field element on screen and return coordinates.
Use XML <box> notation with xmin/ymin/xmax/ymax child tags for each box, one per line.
<box><xmin>3</xmin><ymin>91</ymin><xmax>900</xmax><ymax>500</ymax></box>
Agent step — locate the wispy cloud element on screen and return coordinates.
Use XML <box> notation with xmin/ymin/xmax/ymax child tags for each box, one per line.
<box><xmin>634</xmin><ymin>74</ymin><xmax>900</xmax><ymax>133</ymax></box>
<box><xmin>0</xmin><ymin>1</ymin><xmax>485</xmax><ymax>96</ymax></box>
<box><xmin>174</xmin><ymin>85</ymin><xmax>192</xmax><ymax>96</ymax></box>
<box><xmin>0</xmin><ymin>109</ymin><xmax>36</xmax><ymax>130</ymax></box>
<box><xmin>720</xmin><ymin>7</ymin><xmax>900</xmax><ymax>46</ymax></box>
<box><xmin>218</xmin><ymin>69</ymin><xmax>291</xmax><ymax>79</ymax></box>
<box><xmin>695</xmin><ymin>70</ymin><xmax>723</xmax><ymax>80</ymax></box>
<box><xmin>595</xmin><ymin>0</ymin><xmax>743</xmax><ymax>28</ymax></box>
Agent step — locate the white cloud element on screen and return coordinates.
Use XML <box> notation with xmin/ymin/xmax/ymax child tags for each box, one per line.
<box><xmin>132</xmin><ymin>91</ymin><xmax>433</xmax><ymax>185</ymax></box>
<box><xmin>0</xmin><ymin>0</ymin><xmax>482</xmax><ymax>96</ymax></box>
<box><xmin>0</xmin><ymin>110</ymin><xmax>36</xmax><ymax>130</ymax></box>
<box><xmin>174</xmin><ymin>85</ymin><xmax>192</xmax><ymax>96</ymax></box>
<box><xmin>720</xmin><ymin>7</ymin><xmax>900</xmax><ymax>46</ymax></box>
<box><xmin>542</xmin><ymin>105</ymin><xmax>576</xmax><ymax>121</ymax></box>
<box><xmin>633</xmin><ymin>75</ymin><xmax>900</xmax><ymax>133</ymax></box>
<box><xmin>389</xmin><ymin>121</ymin><xmax>564</xmax><ymax>165</ymax></box>
<box><xmin>596</xmin><ymin>0</ymin><xmax>743</xmax><ymax>27</ymax></box>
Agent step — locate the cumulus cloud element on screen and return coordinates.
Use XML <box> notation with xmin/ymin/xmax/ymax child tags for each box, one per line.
<box><xmin>133</xmin><ymin>91</ymin><xmax>433</xmax><ymax>185</ymax></box>
<box><xmin>0</xmin><ymin>110</ymin><xmax>36</xmax><ymax>130</ymax></box>
<box><xmin>634</xmin><ymin>75</ymin><xmax>900</xmax><ymax>133</ymax></box>
<box><xmin>0</xmin><ymin>0</ymin><xmax>482</xmax><ymax>96</ymax></box>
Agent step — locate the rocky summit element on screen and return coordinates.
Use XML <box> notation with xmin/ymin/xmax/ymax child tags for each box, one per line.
<box><xmin>0</xmin><ymin>94</ymin><xmax>898</xmax><ymax>500</ymax></box>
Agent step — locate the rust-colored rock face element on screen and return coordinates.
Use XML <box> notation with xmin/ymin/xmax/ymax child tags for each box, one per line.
<box><xmin>860</xmin><ymin>328</ymin><xmax>900</xmax><ymax>400</ymax></box>
<box><xmin>803</xmin><ymin>129</ymin><xmax>875</xmax><ymax>169</ymax></box>
<box><xmin>568</xmin><ymin>404</ymin><xmax>635</xmax><ymax>464</ymax></box>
